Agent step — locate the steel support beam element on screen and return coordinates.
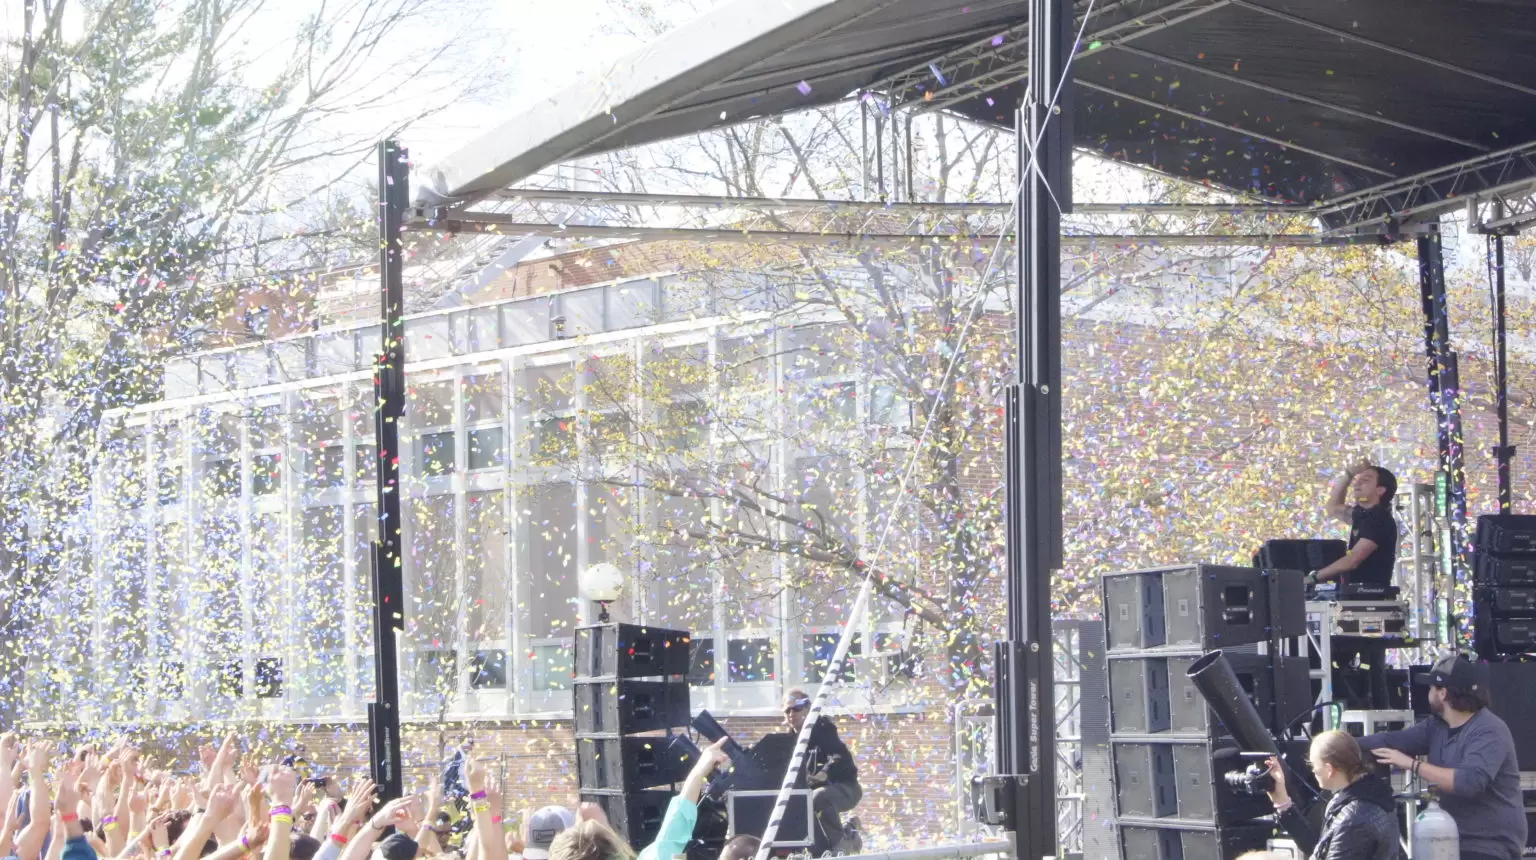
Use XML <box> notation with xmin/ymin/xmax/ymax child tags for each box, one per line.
<box><xmin>1316</xmin><ymin>142</ymin><xmax>1536</xmax><ymax>233</ymax></box>
<box><xmin>369</xmin><ymin>140</ymin><xmax>408</xmax><ymax>802</ymax></box>
<box><xmin>996</xmin><ymin>0</ymin><xmax>1068</xmax><ymax>855</ymax></box>
<box><xmin>412</xmin><ymin>212</ymin><xmax>1326</xmax><ymax>246</ymax></box>
<box><xmin>493</xmin><ymin>187</ymin><xmax>1305</xmax><ymax>216</ymax></box>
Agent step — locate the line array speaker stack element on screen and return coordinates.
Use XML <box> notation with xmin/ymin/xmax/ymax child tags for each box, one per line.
<box><xmin>1473</xmin><ymin>515</ymin><xmax>1536</xmax><ymax>658</ymax></box>
<box><xmin>1102</xmin><ymin>564</ymin><xmax>1306</xmax><ymax>860</ymax></box>
<box><xmin>574</xmin><ymin>623</ymin><xmax>694</xmax><ymax>848</ymax></box>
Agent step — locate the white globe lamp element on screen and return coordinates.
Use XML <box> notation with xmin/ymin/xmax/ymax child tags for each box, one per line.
<box><xmin>579</xmin><ymin>562</ymin><xmax>626</xmax><ymax>622</ymax></box>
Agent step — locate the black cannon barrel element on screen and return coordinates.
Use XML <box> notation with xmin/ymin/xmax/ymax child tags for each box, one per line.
<box><xmin>1187</xmin><ymin>650</ymin><xmax>1280</xmax><ymax>755</ymax></box>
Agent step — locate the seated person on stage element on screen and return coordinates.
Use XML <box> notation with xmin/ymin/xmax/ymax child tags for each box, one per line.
<box><xmin>1359</xmin><ymin>654</ymin><xmax>1526</xmax><ymax>860</ymax></box>
<box><xmin>782</xmin><ymin>689</ymin><xmax>862</xmax><ymax>855</ymax></box>
<box><xmin>1316</xmin><ymin>460</ymin><xmax>1399</xmax><ymax>706</ymax></box>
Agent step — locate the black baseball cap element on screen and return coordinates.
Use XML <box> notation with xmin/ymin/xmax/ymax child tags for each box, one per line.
<box><xmin>1413</xmin><ymin>654</ymin><xmax>1484</xmax><ymax>693</ymax></box>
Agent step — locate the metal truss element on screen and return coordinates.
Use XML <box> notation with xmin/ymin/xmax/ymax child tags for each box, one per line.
<box><xmin>868</xmin><ymin>0</ymin><xmax>1232</xmax><ymax>115</ymax></box>
<box><xmin>951</xmin><ymin>623</ymin><xmax>1087</xmax><ymax>853</ymax></box>
<box><xmin>413</xmin><ymin>188</ymin><xmax>1322</xmax><ymax>248</ymax></box>
<box><xmin>1469</xmin><ymin>190</ymin><xmax>1536</xmax><ymax>236</ymax></box>
<box><xmin>1314</xmin><ymin>141</ymin><xmax>1536</xmax><ymax>235</ymax></box>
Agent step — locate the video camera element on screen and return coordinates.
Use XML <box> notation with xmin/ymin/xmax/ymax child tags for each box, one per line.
<box><xmin>1222</xmin><ymin>751</ymin><xmax>1278</xmax><ymax>797</ymax></box>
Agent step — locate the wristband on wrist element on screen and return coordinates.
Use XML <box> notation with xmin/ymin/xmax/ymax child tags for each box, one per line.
<box><xmin>270</xmin><ymin>806</ymin><xmax>293</xmax><ymax>817</ymax></box>
<box><xmin>61</xmin><ymin>813</ymin><xmax>79</xmax><ymax>823</ymax></box>
<box><xmin>241</xmin><ymin>836</ymin><xmax>251</xmax><ymax>853</ymax></box>
<box><xmin>270</xmin><ymin>815</ymin><xmax>294</xmax><ymax>827</ymax></box>
<box><xmin>491</xmin><ymin>816</ymin><xmax>503</xmax><ymax>825</ymax></box>
<box><xmin>471</xmin><ymin>803</ymin><xmax>491</xmax><ymax>815</ymax></box>
<box><xmin>101</xmin><ymin>817</ymin><xmax>118</xmax><ymax>825</ymax></box>
<box><xmin>330</xmin><ymin>834</ymin><xmax>349</xmax><ymax>846</ymax></box>
<box><xmin>469</xmin><ymin>791</ymin><xmax>488</xmax><ymax>801</ymax></box>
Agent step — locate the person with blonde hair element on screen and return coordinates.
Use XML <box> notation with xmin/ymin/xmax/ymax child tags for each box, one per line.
<box><xmin>1265</xmin><ymin>730</ymin><xmax>1399</xmax><ymax>860</ymax></box>
<box><xmin>548</xmin><ymin>738</ymin><xmax>730</xmax><ymax>860</ymax></box>
<box><xmin>547</xmin><ymin>819</ymin><xmax>634</xmax><ymax>860</ymax></box>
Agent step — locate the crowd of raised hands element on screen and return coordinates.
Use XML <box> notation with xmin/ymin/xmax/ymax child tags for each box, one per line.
<box><xmin>0</xmin><ymin>735</ymin><xmax>513</xmax><ymax>860</ymax></box>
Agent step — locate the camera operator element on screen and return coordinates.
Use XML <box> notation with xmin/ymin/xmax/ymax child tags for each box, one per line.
<box><xmin>1358</xmin><ymin>654</ymin><xmax>1525</xmax><ymax>860</ymax></box>
<box><xmin>1263</xmin><ymin>730</ymin><xmax>1399</xmax><ymax>860</ymax></box>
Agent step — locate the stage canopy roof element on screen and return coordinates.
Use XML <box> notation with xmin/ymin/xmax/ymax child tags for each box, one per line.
<box><xmin>417</xmin><ymin>0</ymin><xmax>1536</xmax><ymax>235</ymax></box>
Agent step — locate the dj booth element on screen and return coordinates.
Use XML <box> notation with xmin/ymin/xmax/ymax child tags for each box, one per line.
<box><xmin>1087</xmin><ymin>505</ymin><xmax>1536</xmax><ymax>859</ymax></box>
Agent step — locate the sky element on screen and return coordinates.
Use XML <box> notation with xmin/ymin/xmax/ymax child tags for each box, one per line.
<box><xmin>400</xmin><ymin>0</ymin><xmax>651</xmax><ymax>169</ymax></box>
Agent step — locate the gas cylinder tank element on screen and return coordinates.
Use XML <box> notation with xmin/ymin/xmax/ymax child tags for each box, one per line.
<box><xmin>1412</xmin><ymin>798</ymin><xmax>1459</xmax><ymax>860</ymax></box>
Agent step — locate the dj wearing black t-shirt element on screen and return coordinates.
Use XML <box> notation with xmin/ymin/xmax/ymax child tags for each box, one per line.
<box><xmin>1310</xmin><ymin>461</ymin><xmax>1398</xmax><ymax>588</ymax></box>
<box><xmin>1310</xmin><ymin>460</ymin><xmax>1399</xmax><ymax>708</ymax></box>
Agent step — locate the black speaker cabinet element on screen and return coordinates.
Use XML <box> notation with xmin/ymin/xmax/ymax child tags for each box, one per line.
<box><xmin>1485</xmin><ymin>661</ymin><xmax>1536</xmax><ymax>770</ymax></box>
<box><xmin>1112</xmin><ymin>740</ymin><xmax>1271</xmax><ymax>825</ymax></box>
<box><xmin>576</xmin><ymin>734</ymin><xmax>693</xmax><ymax>790</ymax></box>
<box><xmin>1166</xmin><ymin>653</ymin><xmax>1310</xmax><ymax>736</ymax></box>
<box><xmin>578</xmin><ymin>789</ymin><xmax>672</xmax><ymax>848</ymax></box>
<box><xmin>1477</xmin><ymin>514</ymin><xmax>1536</xmax><ymax>554</ymax></box>
<box><xmin>1109</xmin><ymin>657</ymin><xmax>1171</xmax><ymax>734</ymax></box>
<box><xmin>1161</xmin><ymin>565</ymin><xmax>1303</xmax><ymax>649</ymax></box>
<box><xmin>1478</xmin><ymin>586</ymin><xmax>1536</xmax><ymax>615</ymax></box>
<box><xmin>575</xmin><ymin>678</ymin><xmax>690</xmax><ymax>735</ymax></box>
<box><xmin>1113</xmin><ymin>741</ymin><xmax>1176</xmax><ymax>818</ymax></box>
<box><xmin>1117</xmin><ymin>820</ymin><xmax>1271</xmax><ymax>860</ymax></box>
<box><xmin>1253</xmin><ymin>539</ymin><xmax>1346</xmax><ymax>574</ymax></box>
<box><xmin>575</xmin><ymin>623</ymin><xmax>691</xmax><ymax>680</ymax></box>
<box><xmin>1105</xmin><ymin>571</ymin><xmax>1167</xmax><ymax>651</ymax></box>
<box><xmin>1476</xmin><ymin>551</ymin><xmax>1536</xmax><ymax>586</ymax></box>
<box><xmin>1475</xmin><ymin>608</ymin><xmax>1536</xmax><ymax>658</ymax></box>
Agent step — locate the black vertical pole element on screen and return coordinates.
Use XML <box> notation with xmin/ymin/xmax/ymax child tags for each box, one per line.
<box><xmin>370</xmin><ymin>140</ymin><xmax>408</xmax><ymax>802</ymax></box>
<box><xmin>997</xmin><ymin>0</ymin><xmax>1070</xmax><ymax>855</ymax></box>
<box><xmin>1418</xmin><ymin>228</ymin><xmax>1469</xmax><ymax>628</ymax></box>
<box><xmin>1492</xmin><ymin>233</ymin><xmax>1514</xmax><ymax>512</ymax></box>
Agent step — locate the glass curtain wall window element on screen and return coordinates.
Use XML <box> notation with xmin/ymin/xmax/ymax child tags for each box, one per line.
<box><xmin>43</xmin><ymin>292</ymin><xmax>932</xmax><ymax>724</ymax></box>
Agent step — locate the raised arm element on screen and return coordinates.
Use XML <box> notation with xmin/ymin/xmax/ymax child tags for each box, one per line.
<box><xmin>17</xmin><ymin>742</ymin><xmax>57</xmax><ymax>860</ymax></box>
<box><xmin>174</xmin><ymin>784</ymin><xmax>237</xmax><ymax>860</ymax></box>
<box><xmin>0</xmin><ymin>734</ymin><xmax>19</xmax><ymax>819</ymax></box>
<box><xmin>466</xmin><ymin>759</ymin><xmax>508</xmax><ymax>860</ymax></box>
<box><xmin>105</xmin><ymin>763</ymin><xmax>133</xmax><ymax>858</ymax></box>
<box><xmin>261</xmin><ymin>768</ymin><xmax>299</xmax><ymax>860</ymax></box>
<box><xmin>1325</xmin><ymin>463</ymin><xmax>1366</xmax><ymax>525</ymax></box>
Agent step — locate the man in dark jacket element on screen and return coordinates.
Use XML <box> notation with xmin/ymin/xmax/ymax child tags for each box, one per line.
<box><xmin>1359</xmin><ymin>654</ymin><xmax>1525</xmax><ymax>860</ymax></box>
<box><xmin>783</xmin><ymin>689</ymin><xmax>861</xmax><ymax>856</ymax></box>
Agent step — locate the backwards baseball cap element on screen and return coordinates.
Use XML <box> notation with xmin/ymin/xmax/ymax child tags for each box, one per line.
<box><xmin>522</xmin><ymin>806</ymin><xmax>576</xmax><ymax>860</ymax></box>
<box><xmin>1414</xmin><ymin>653</ymin><xmax>1484</xmax><ymax>693</ymax></box>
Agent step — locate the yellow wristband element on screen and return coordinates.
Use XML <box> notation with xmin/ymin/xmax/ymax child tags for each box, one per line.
<box><xmin>471</xmin><ymin>803</ymin><xmax>490</xmax><ymax>814</ymax></box>
<box><xmin>103</xmin><ymin>823</ymin><xmax>120</xmax><ymax>833</ymax></box>
<box><xmin>271</xmin><ymin>815</ymin><xmax>294</xmax><ymax>826</ymax></box>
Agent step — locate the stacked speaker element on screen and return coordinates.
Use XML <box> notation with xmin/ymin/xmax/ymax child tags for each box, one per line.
<box><xmin>1102</xmin><ymin>564</ymin><xmax>1307</xmax><ymax>860</ymax></box>
<box><xmin>575</xmin><ymin>623</ymin><xmax>694</xmax><ymax>848</ymax></box>
<box><xmin>1474</xmin><ymin>515</ymin><xmax>1536</xmax><ymax>657</ymax></box>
